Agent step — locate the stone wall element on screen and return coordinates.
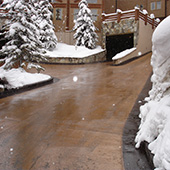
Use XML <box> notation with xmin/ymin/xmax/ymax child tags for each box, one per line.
<box><xmin>43</xmin><ymin>50</ymin><xmax>106</xmax><ymax>64</ymax></box>
<box><xmin>102</xmin><ymin>18</ymin><xmax>139</xmax><ymax>49</ymax></box>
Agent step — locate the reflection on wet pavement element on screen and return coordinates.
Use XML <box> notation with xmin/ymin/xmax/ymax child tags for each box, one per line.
<box><xmin>0</xmin><ymin>54</ymin><xmax>152</xmax><ymax>170</ymax></box>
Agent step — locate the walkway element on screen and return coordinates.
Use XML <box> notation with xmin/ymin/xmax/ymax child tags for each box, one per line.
<box><xmin>0</xmin><ymin>53</ymin><xmax>152</xmax><ymax>170</ymax></box>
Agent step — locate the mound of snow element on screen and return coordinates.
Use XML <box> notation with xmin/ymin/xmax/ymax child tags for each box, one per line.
<box><xmin>135</xmin><ymin>16</ymin><xmax>170</xmax><ymax>170</ymax></box>
<box><xmin>112</xmin><ymin>47</ymin><xmax>136</xmax><ymax>60</ymax></box>
<box><xmin>0</xmin><ymin>68</ymin><xmax>51</xmax><ymax>89</ymax></box>
<box><xmin>45</xmin><ymin>42</ymin><xmax>104</xmax><ymax>58</ymax></box>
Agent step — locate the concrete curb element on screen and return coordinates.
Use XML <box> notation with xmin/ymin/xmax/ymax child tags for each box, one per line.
<box><xmin>122</xmin><ymin>73</ymin><xmax>155</xmax><ymax>170</ymax></box>
<box><xmin>0</xmin><ymin>77</ymin><xmax>59</xmax><ymax>99</ymax></box>
<box><xmin>112</xmin><ymin>51</ymin><xmax>152</xmax><ymax>66</ymax></box>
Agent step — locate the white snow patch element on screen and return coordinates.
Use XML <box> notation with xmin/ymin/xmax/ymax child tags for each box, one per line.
<box><xmin>46</xmin><ymin>43</ymin><xmax>104</xmax><ymax>58</ymax></box>
<box><xmin>156</xmin><ymin>18</ymin><xmax>161</xmax><ymax>23</ymax></box>
<box><xmin>138</xmin><ymin>52</ymin><xmax>142</xmax><ymax>56</ymax></box>
<box><xmin>0</xmin><ymin>84</ymin><xmax>4</xmax><ymax>89</ymax></box>
<box><xmin>135</xmin><ymin>16</ymin><xmax>170</xmax><ymax>170</ymax></box>
<box><xmin>116</xmin><ymin>9</ymin><xmax>122</xmax><ymax>13</ymax></box>
<box><xmin>0</xmin><ymin>68</ymin><xmax>51</xmax><ymax>90</ymax></box>
<box><xmin>73</xmin><ymin>76</ymin><xmax>78</xmax><ymax>82</ymax></box>
<box><xmin>150</xmin><ymin>13</ymin><xmax>155</xmax><ymax>19</ymax></box>
<box><xmin>112</xmin><ymin>47</ymin><xmax>136</xmax><ymax>60</ymax></box>
<box><xmin>142</xmin><ymin>9</ymin><xmax>148</xmax><ymax>15</ymax></box>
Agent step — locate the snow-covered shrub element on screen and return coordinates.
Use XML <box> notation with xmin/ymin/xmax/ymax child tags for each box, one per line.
<box><xmin>73</xmin><ymin>0</ymin><xmax>98</xmax><ymax>49</ymax></box>
<box><xmin>0</xmin><ymin>0</ymin><xmax>49</xmax><ymax>72</ymax></box>
<box><xmin>135</xmin><ymin>16</ymin><xmax>170</xmax><ymax>170</ymax></box>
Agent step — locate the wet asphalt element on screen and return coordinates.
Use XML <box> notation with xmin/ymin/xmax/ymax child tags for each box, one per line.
<box><xmin>0</xmin><ymin>53</ymin><xmax>152</xmax><ymax>170</ymax></box>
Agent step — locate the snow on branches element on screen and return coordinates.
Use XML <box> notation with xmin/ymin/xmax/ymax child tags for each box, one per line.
<box><xmin>0</xmin><ymin>0</ymin><xmax>57</xmax><ymax>72</ymax></box>
<box><xmin>73</xmin><ymin>0</ymin><xmax>98</xmax><ymax>49</ymax></box>
<box><xmin>38</xmin><ymin>0</ymin><xmax>57</xmax><ymax>51</ymax></box>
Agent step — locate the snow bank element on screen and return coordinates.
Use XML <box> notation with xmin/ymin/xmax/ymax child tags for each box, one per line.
<box><xmin>135</xmin><ymin>16</ymin><xmax>170</xmax><ymax>170</ymax></box>
<box><xmin>112</xmin><ymin>47</ymin><xmax>136</xmax><ymax>60</ymax></box>
<box><xmin>0</xmin><ymin>68</ymin><xmax>51</xmax><ymax>89</ymax></box>
<box><xmin>46</xmin><ymin>42</ymin><xmax>104</xmax><ymax>58</ymax></box>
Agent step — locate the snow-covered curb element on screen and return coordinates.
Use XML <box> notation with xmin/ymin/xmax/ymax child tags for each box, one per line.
<box><xmin>46</xmin><ymin>43</ymin><xmax>105</xmax><ymax>58</ymax></box>
<box><xmin>112</xmin><ymin>47</ymin><xmax>136</xmax><ymax>60</ymax></box>
<box><xmin>0</xmin><ymin>68</ymin><xmax>52</xmax><ymax>90</ymax></box>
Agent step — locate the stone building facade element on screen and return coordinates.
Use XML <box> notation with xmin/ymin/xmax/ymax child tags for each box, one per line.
<box><xmin>102</xmin><ymin>18</ymin><xmax>139</xmax><ymax>49</ymax></box>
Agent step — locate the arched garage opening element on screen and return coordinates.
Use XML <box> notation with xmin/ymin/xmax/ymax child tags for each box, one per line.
<box><xmin>106</xmin><ymin>33</ymin><xmax>134</xmax><ymax>61</ymax></box>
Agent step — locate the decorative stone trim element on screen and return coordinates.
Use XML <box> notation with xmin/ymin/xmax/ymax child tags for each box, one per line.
<box><xmin>102</xmin><ymin>18</ymin><xmax>139</xmax><ymax>49</ymax></box>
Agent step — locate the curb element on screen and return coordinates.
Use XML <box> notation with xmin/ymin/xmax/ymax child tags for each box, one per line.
<box><xmin>0</xmin><ymin>77</ymin><xmax>59</xmax><ymax>99</ymax></box>
<box><xmin>112</xmin><ymin>51</ymin><xmax>152</xmax><ymax>66</ymax></box>
<box><xmin>122</xmin><ymin>73</ymin><xmax>155</xmax><ymax>170</ymax></box>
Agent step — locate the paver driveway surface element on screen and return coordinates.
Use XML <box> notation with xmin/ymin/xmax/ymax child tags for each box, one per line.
<box><xmin>0</xmin><ymin>53</ymin><xmax>152</xmax><ymax>170</ymax></box>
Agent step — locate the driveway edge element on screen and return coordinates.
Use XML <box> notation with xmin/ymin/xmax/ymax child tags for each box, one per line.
<box><xmin>122</xmin><ymin>73</ymin><xmax>154</xmax><ymax>170</ymax></box>
<box><xmin>0</xmin><ymin>77</ymin><xmax>58</xmax><ymax>99</ymax></box>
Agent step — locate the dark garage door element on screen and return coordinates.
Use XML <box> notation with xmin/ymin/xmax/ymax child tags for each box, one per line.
<box><xmin>106</xmin><ymin>33</ymin><xmax>134</xmax><ymax>61</ymax></box>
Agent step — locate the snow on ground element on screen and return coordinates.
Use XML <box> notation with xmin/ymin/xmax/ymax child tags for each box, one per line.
<box><xmin>46</xmin><ymin>42</ymin><xmax>104</xmax><ymax>58</ymax></box>
<box><xmin>112</xmin><ymin>47</ymin><xmax>136</xmax><ymax>60</ymax></box>
<box><xmin>135</xmin><ymin>16</ymin><xmax>170</xmax><ymax>170</ymax></box>
<box><xmin>0</xmin><ymin>43</ymin><xmax>104</xmax><ymax>90</ymax></box>
<box><xmin>0</xmin><ymin>68</ymin><xmax>51</xmax><ymax>90</ymax></box>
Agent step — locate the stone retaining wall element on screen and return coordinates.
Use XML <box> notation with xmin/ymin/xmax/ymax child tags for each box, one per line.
<box><xmin>102</xmin><ymin>18</ymin><xmax>139</xmax><ymax>49</ymax></box>
<box><xmin>43</xmin><ymin>50</ymin><xmax>106</xmax><ymax>64</ymax></box>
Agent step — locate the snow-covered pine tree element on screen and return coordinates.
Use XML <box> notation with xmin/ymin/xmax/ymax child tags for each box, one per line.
<box><xmin>73</xmin><ymin>0</ymin><xmax>98</xmax><ymax>49</ymax></box>
<box><xmin>38</xmin><ymin>0</ymin><xmax>57</xmax><ymax>51</ymax></box>
<box><xmin>0</xmin><ymin>0</ymin><xmax>47</xmax><ymax>72</ymax></box>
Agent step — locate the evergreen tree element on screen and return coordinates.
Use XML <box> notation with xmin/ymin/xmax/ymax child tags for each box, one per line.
<box><xmin>73</xmin><ymin>0</ymin><xmax>98</xmax><ymax>49</ymax></box>
<box><xmin>0</xmin><ymin>0</ymin><xmax>47</xmax><ymax>72</ymax></box>
<box><xmin>38</xmin><ymin>0</ymin><xmax>57</xmax><ymax>51</ymax></box>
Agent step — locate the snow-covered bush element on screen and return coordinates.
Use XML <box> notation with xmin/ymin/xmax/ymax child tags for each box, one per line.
<box><xmin>0</xmin><ymin>0</ymin><xmax>50</xmax><ymax>72</ymax></box>
<box><xmin>135</xmin><ymin>16</ymin><xmax>170</xmax><ymax>170</ymax></box>
<box><xmin>73</xmin><ymin>0</ymin><xmax>98</xmax><ymax>49</ymax></box>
